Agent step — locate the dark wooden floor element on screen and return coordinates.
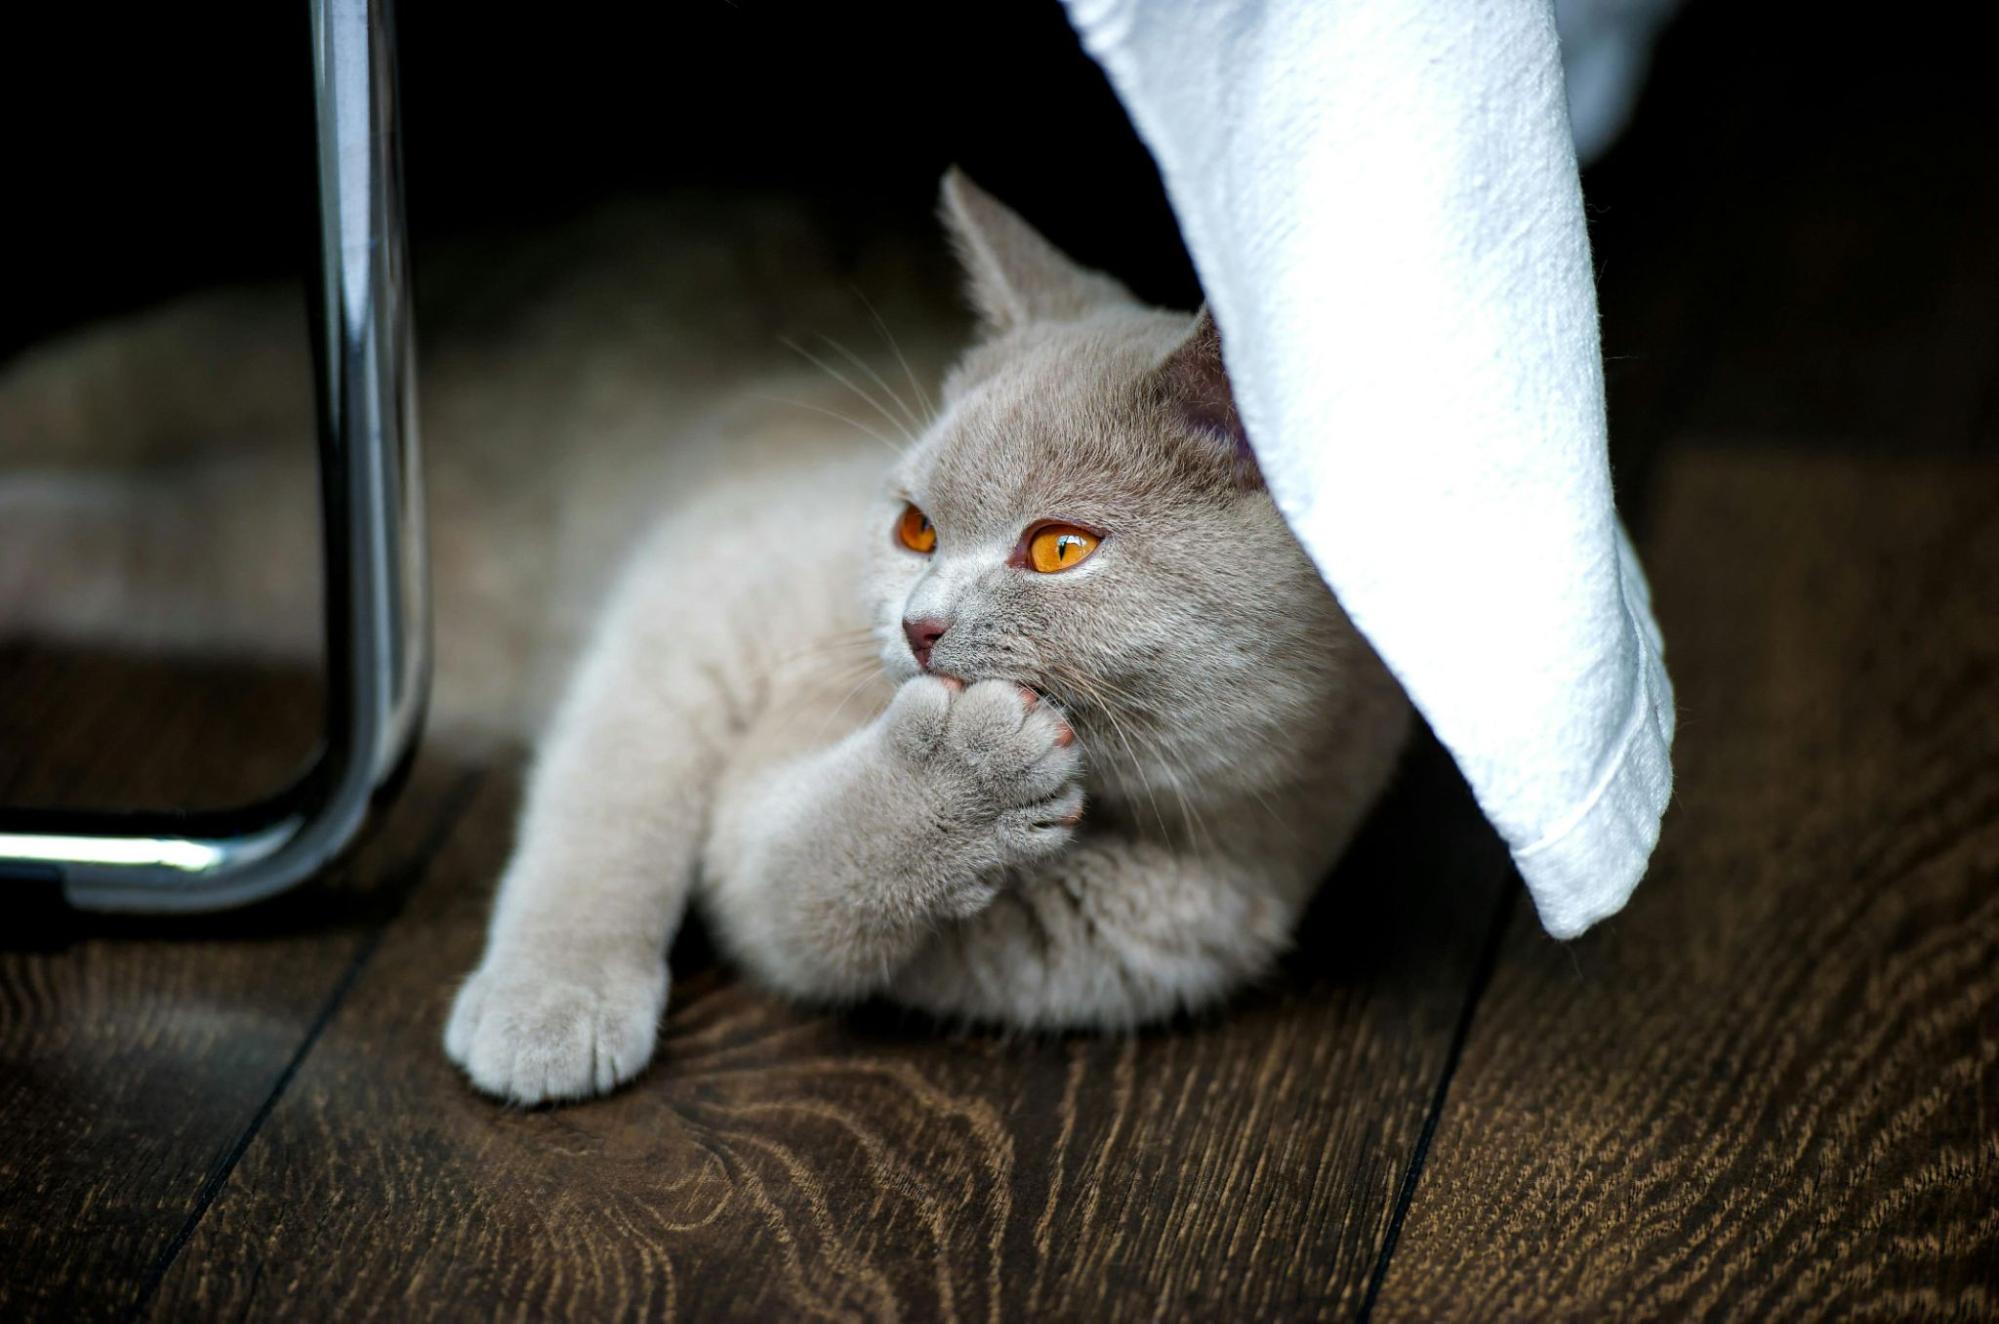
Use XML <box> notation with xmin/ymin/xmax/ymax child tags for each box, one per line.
<box><xmin>4</xmin><ymin>9</ymin><xmax>1997</xmax><ymax>1321</ymax></box>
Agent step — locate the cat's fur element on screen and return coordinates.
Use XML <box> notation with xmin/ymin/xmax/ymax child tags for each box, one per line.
<box><xmin>442</xmin><ymin>172</ymin><xmax>1410</xmax><ymax>1104</ymax></box>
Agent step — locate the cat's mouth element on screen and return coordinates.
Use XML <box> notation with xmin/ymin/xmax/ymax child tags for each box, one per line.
<box><xmin>895</xmin><ymin>654</ymin><xmax>1073</xmax><ymax>713</ymax></box>
<box><xmin>877</xmin><ymin>626</ymin><xmax>1087</xmax><ymax>714</ymax></box>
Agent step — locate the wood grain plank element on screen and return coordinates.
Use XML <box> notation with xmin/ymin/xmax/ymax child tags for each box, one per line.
<box><xmin>0</xmin><ymin>646</ymin><xmax>323</xmax><ymax>813</ymax></box>
<box><xmin>1373</xmin><ymin>447</ymin><xmax>1999</xmax><ymax>1320</ymax></box>
<box><xmin>148</xmin><ymin>731</ymin><xmax>1511</xmax><ymax>1322</ymax></box>
<box><xmin>0</xmin><ymin>651</ymin><xmax>475</xmax><ymax>1320</ymax></box>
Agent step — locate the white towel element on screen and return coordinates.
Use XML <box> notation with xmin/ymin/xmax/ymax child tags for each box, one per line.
<box><xmin>1061</xmin><ymin>0</ymin><xmax>1676</xmax><ymax>937</ymax></box>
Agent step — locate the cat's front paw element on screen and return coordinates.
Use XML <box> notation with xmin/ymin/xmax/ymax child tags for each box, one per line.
<box><xmin>883</xmin><ymin>675</ymin><xmax>1086</xmax><ymax>871</ymax></box>
<box><xmin>443</xmin><ymin>949</ymin><xmax>668</xmax><ymax>1106</ymax></box>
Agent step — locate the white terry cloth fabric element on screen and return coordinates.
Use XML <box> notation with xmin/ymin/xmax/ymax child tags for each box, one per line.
<box><xmin>1060</xmin><ymin>0</ymin><xmax>1676</xmax><ymax>937</ymax></box>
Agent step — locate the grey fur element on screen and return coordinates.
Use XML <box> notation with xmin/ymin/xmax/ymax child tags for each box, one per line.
<box><xmin>446</xmin><ymin>173</ymin><xmax>1410</xmax><ymax>1103</ymax></box>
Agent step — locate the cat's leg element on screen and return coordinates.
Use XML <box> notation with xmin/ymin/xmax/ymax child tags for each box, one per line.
<box><xmin>888</xmin><ymin>836</ymin><xmax>1314</xmax><ymax>1030</ymax></box>
<box><xmin>443</xmin><ymin>577</ymin><xmax>735</xmax><ymax>1105</ymax></box>
<box><xmin>701</xmin><ymin>675</ymin><xmax>1085</xmax><ymax>1003</ymax></box>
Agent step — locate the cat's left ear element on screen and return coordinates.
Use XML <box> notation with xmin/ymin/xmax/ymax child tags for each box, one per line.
<box><xmin>939</xmin><ymin>167</ymin><xmax>1134</xmax><ymax>335</ymax></box>
<box><xmin>1151</xmin><ymin>307</ymin><xmax>1262</xmax><ymax>489</ymax></box>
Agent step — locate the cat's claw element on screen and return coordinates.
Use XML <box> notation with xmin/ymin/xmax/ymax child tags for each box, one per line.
<box><xmin>444</xmin><ymin>952</ymin><xmax>668</xmax><ymax>1105</ymax></box>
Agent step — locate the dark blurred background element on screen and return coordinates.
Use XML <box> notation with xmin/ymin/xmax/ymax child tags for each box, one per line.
<box><xmin>5</xmin><ymin>0</ymin><xmax>1993</xmax><ymax>445</ymax></box>
<box><xmin>0</xmin><ymin>1</ymin><xmax>1194</xmax><ymax>364</ymax></box>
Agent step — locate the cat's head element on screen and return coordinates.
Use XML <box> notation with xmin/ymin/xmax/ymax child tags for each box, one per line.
<box><xmin>864</xmin><ymin>170</ymin><xmax>1374</xmax><ymax>805</ymax></box>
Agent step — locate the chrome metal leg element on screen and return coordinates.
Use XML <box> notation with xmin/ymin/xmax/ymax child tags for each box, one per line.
<box><xmin>0</xmin><ymin>0</ymin><xmax>429</xmax><ymax>912</ymax></box>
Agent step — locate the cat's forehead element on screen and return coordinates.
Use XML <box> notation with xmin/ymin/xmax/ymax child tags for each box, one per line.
<box><xmin>903</xmin><ymin>322</ymin><xmax>1176</xmax><ymax>530</ymax></box>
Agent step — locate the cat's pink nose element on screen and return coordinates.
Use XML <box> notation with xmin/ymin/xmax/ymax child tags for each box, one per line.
<box><xmin>902</xmin><ymin>617</ymin><xmax>949</xmax><ymax>669</ymax></box>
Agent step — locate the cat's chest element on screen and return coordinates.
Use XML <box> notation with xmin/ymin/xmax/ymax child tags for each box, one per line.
<box><xmin>737</xmin><ymin>645</ymin><xmax>895</xmax><ymax>775</ymax></box>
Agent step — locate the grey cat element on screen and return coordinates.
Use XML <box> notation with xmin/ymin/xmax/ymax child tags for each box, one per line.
<box><xmin>442</xmin><ymin>172</ymin><xmax>1411</xmax><ymax>1105</ymax></box>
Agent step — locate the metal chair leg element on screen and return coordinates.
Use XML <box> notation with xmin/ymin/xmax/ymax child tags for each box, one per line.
<box><xmin>0</xmin><ymin>0</ymin><xmax>429</xmax><ymax>912</ymax></box>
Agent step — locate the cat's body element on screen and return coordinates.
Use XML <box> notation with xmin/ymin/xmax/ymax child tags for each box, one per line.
<box><xmin>444</xmin><ymin>174</ymin><xmax>1411</xmax><ymax>1103</ymax></box>
<box><xmin>0</xmin><ymin>179</ymin><xmax>1410</xmax><ymax>1107</ymax></box>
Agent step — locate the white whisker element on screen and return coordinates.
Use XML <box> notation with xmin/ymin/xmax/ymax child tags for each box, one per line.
<box><xmin>1050</xmin><ymin>664</ymin><xmax>1178</xmax><ymax>846</ymax></box>
<box><xmin>810</xmin><ymin>667</ymin><xmax>888</xmax><ymax>746</ymax></box>
<box><xmin>779</xmin><ymin>336</ymin><xmax>917</xmax><ymax>447</ymax></box>
<box><xmin>816</xmin><ymin>333</ymin><xmax>926</xmax><ymax>437</ymax></box>
<box><xmin>851</xmin><ymin>283</ymin><xmax>937</xmax><ymax>425</ymax></box>
<box><xmin>752</xmin><ymin>391</ymin><xmax>906</xmax><ymax>457</ymax></box>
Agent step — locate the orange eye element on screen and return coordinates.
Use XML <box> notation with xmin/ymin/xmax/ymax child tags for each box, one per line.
<box><xmin>896</xmin><ymin>503</ymin><xmax>937</xmax><ymax>554</ymax></box>
<box><xmin>1025</xmin><ymin>524</ymin><xmax>1101</xmax><ymax>574</ymax></box>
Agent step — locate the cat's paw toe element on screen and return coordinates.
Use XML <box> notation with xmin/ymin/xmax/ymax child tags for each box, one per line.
<box><xmin>946</xmin><ymin>680</ymin><xmax>1082</xmax><ymax>804</ymax></box>
<box><xmin>444</xmin><ymin>955</ymin><xmax>668</xmax><ymax>1106</ymax></box>
<box><xmin>997</xmin><ymin>782</ymin><xmax>1087</xmax><ymax>859</ymax></box>
<box><xmin>881</xmin><ymin>672</ymin><xmax>960</xmax><ymax>757</ymax></box>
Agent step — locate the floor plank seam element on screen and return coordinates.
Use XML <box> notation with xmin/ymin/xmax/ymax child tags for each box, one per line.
<box><xmin>1355</xmin><ymin>877</ymin><xmax>1516</xmax><ymax>1323</ymax></box>
<box><xmin>122</xmin><ymin>769</ymin><xmax>487</xmax><ymax>1320</ymax></box>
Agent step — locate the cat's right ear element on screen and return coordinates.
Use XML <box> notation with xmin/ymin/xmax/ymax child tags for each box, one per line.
<box><xmin>1151</xmin><ymin>307</ymin><xmax>1263</xmax><ymax>490</ymax></box>
<box><xmin>939</xmin><ymin>168</ymin><xmax>1133</xmax><ymax>335</ymax></box>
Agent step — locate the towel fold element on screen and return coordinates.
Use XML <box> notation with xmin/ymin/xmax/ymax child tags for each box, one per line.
<box><xmin>1062</xmin><ymin>0</ymin><xmax>1675</xmax><ymax>936</ymax></box>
